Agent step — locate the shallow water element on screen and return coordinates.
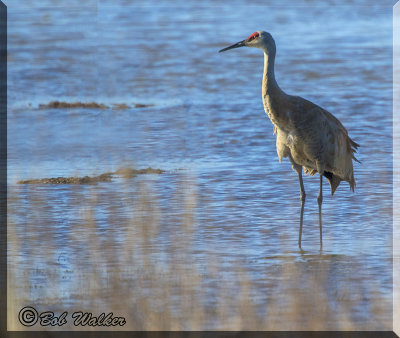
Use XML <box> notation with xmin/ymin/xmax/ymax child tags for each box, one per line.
<box><xmin>6</xmin><ymin>0</ymin><xmax>393</xmax><ymax>330</ymax></box>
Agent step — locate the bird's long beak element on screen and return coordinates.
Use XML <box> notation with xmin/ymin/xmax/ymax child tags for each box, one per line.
<box><xmin>218</xmin><ymin>39</ymin><xmax>246</xmax><ymax>53</ymax></box>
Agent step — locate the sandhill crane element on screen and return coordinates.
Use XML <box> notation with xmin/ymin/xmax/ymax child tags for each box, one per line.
<box><xmin>219</xmin><ymin>31</ymin><xmax>359</xmax><ymax>249</ymax></box>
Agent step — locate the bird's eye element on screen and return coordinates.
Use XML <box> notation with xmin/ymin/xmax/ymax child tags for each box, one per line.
<box><xmin>248</xmin><ymin>32</ymin><xmax>259</xmax><ymax>41</ymax></box>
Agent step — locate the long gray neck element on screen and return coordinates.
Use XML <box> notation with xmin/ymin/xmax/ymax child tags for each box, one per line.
<box><xmin>262</xmin><ymin>51</ymin><xmax>280</xmax><ymax>97</ymax></box>
<box><xmin>262</xmin><ymin>49</ymin><xmax>286</xmax><ymax>127</ymax></box>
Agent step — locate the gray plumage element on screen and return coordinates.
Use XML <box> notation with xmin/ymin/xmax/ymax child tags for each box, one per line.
<box><xmin>219</xmin><ymin>31</ymin><xmax>359</xmax><ymax>248</ymax></box>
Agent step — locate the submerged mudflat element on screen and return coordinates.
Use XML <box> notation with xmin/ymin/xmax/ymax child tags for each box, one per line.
<box><xmin>17</xmin><ymin>167</ymin><xmax>165</xmax><ymax>184</ymax></box>
<box><xmin>38</xmin><ymin>101</ymin><xmax>154</xmax><ymax>110</ymax></box>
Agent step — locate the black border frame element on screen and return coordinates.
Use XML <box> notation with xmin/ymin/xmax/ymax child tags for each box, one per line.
<box><xmin>0</xmin><ymin>2</ymin><xmax>398</xmax><ymax>337</ymax></box>
<box><xmin>1</xmin><ymin>0</ymin><xmax>7</xmax><ymax>336</ymax></box>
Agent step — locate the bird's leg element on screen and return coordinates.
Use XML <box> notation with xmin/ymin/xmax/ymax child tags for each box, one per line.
<box><xmin>297</xmin><ymin>168</ymin><xmax>306</xmax><ymax>249</ymax></box>
<box><xmin>289</xmin><ymin>155</ymin><xmax>306</xmax><ymax>249</ymax></box>
<box><xmin>292</xmin><ymin>163</ymin><xmax>306</xmax><ymax>249</ymax></box>
<box><xmin>317</xmin><ymin>175</ymin><xmax>323</xmax><ymax>249</ymax></box>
